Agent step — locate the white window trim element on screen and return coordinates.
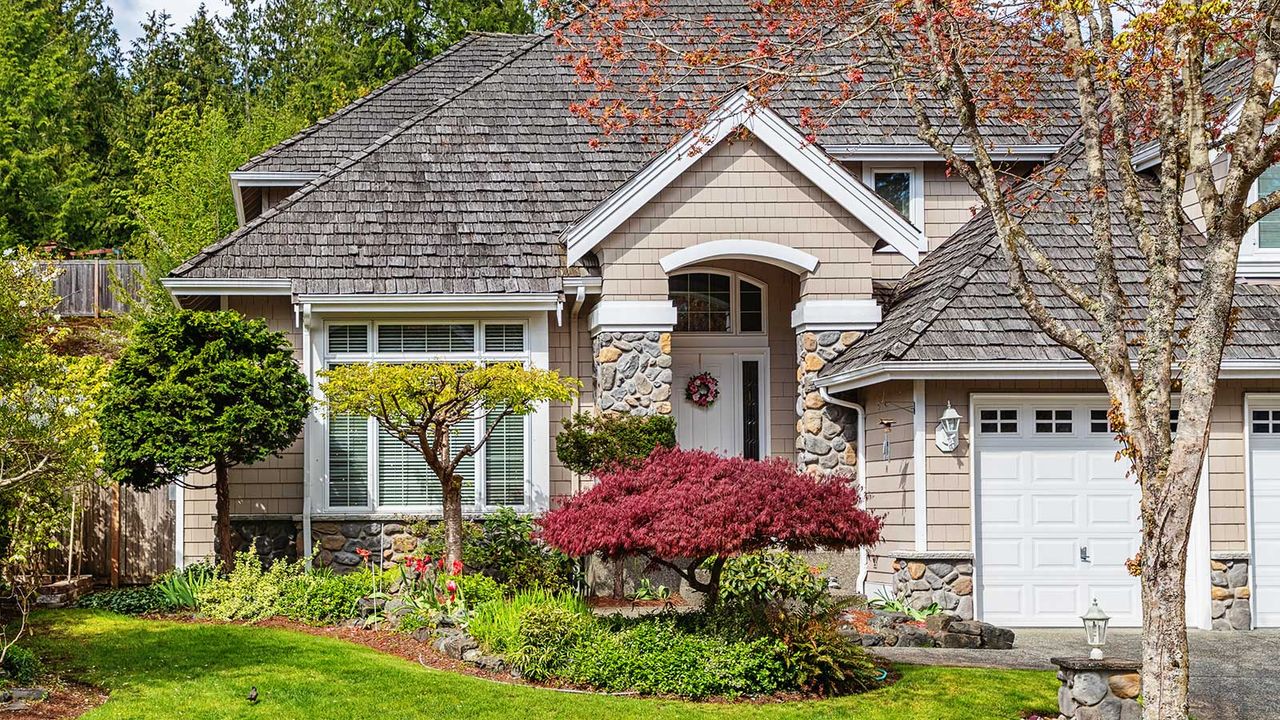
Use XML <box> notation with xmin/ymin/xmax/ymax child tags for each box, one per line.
<box><xmin>1240</xmin><ymin>172</ymin><xmax>1280</xmax><ymax>278</ymax></box>
<box><xmin>668</xmin><ymin>269</ymin><xmax>767</xmax><ymax>337</ymax></box>
<box><xmin>862</xmin><ymin>163</ymin><xmax>925</xmax><ymax>245</ymax></box>
<box><xmin>313</xmin><ymin>317</ymin><xmax>548</xmax><ymax>517</ymax></box>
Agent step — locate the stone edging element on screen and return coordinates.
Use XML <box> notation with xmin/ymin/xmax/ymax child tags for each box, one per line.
<box><xmin>886</xmin><ymin>551</ymin><xmax>975</xmax><ymax>561</ymax></box>
<box><xmin>1211</xmin><ymin>551</ymin><xmax>1251</xmax><ymax>561</ymax></box>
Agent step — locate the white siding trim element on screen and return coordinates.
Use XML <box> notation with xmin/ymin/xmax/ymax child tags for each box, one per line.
<box><xmin>564</xmin><ymin>90</ymin><xmax>923</xmax><ymax>265</ymax></box>
<box><xmin>659</xmin><ymin>239</ymin><xmax>820</xmax><ymax>275</ymax></box>
<box><xmin>913</xmin><ymin>380</ymin><xmax>927</xmax><ymax>551</ymax></box>
<box><xmin>589</xmin><ymin>300</ymin><xmax>678</xmax><ymax>333</ymax></box>
<box><xmin>819</xmin><ymin>359</ymin><xmax>1280</xmax><ymax>391</ymax></box>
<box><xmin>164</xmin><ymin>278</ymin><xmax>293</xmax><ymax>296</ymax></box>
<box><xmin>790</xmin><ymin>299</ymin><xmax>882</xmax><ymax>332</ymax></box>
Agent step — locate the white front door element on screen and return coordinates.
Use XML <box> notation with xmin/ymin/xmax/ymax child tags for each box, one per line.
<box><xmin>1251</xmin><ymin>400</ymin><xmax>1280</xmax><ymax>628</ymax></box>
<box><xmin>976</xmin><ymin>399</ymin><xmax>1142</xmax><ymax>627</ymax></box>
<box><xmin>673</xmin><ymin>353</ymin><xmax>765</xmax><ymax>458</ymax></box>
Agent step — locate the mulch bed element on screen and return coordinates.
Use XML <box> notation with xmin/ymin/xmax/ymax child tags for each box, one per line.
<box><xmin>2</xmin><ymin>683</ymin><xmax>106</xmax><ymax>719</ymax></box>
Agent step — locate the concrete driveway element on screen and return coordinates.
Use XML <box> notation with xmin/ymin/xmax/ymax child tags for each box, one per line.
<box><xmin>872</xmin><ymin>628</ymin><xmax>1280</xmax><ymax>720</ymax></box>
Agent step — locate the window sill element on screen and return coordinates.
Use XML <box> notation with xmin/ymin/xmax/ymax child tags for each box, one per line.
<box><xmin>298</xmin><ymin>509</ymin><xmax>532</xmax><ymax>522</ymax></box>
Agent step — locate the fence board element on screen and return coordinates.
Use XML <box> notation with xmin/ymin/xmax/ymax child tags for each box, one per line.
<box><xmin>49</xmin><ymin>483</ymin><xmax>175</xmax><ymax>585</ymax></box>
<box><xmin>53</xmin><ymin>260</ymin><xmax>142</xmax><ymax>317</ymax></box>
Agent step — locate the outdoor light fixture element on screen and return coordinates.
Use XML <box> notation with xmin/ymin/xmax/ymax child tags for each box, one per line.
<box><xmin>934</xmin><ymin>401</ymin><xmax>963</xmax><ymax>452</ymax></box>
<box><xmin>879</xmin><ymin>419</ymin><xmax>895</xmax><ymax>460</ymax></box>
<box><xmin>1081</xmin><ymin>599</ymin><xmax>1111</xmax><ymax>660</ymax></box>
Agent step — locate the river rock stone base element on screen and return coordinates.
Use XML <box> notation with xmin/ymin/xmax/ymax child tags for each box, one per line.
<box><xmin>311</xmin><ymin>521</ymin><xmax>428</xmax><ymax>573</ymax></box>
<box><xmin>593</xmin><ymin>331</ymin><xmax>673</xmax><ymax>416</ymax></box>
<box><xmin>1211</xmin><ymin>557</ymin><xmax>1251</xmax><ymax>630</ymax></box>
<box><xmin>226</xmin><ymin>519</ymin><xmax>299</xmax><ymax>565</ymax></box>
<box><xmin>1051</xmin><ymin>657</ymin><xmax>1142</xmax><ymax>720</ymax></box>
<box><xmin>795</xmin><ymin>331</ymin><xmax>861</xmax><ymax>475</ymax></box>
<box><xmin>892</xmin><ymin>557</ymin><xmax>975</xmax><ymax>620</ymax></box>
<box><xmin>848</xmin><ymin>610</ymin><xmax>1015</xmax><ymax>649</ymax></box>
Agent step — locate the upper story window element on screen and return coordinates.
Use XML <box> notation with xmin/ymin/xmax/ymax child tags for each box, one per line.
<box><xmin>322</xmin><ymin>321</ymin><xmax>530</xmax><ymax>513</ymax></box>
<box><xmin>863</xmin><ymin>163</ymin><xmax>924</xmax><ymax>232</ymax></box>
<box><xmin>1257</xmin><ymin>166</ymin><xmax>1280</xmax><ymax>249</ymax></box>
<box><xmin>669</xmin><ymin>271</ymin><xmax>766</xmax><ymax>334</ymax></box>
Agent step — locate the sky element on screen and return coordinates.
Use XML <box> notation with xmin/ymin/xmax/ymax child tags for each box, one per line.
<box><xmin>108</xmin><ymin>0</ymin><xmax>229</xmax><ymax>47</ymax></box>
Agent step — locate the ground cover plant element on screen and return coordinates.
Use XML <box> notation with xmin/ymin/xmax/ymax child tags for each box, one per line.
<box><xmin>27</xmin><ymin>610</ymin><xmax>1060</xmax><ymax>719</ymax></box>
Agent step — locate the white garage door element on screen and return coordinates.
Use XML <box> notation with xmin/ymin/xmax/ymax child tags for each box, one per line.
<box><xmin>976</xmin><ymin>400</ymin><xmax>1142</xmax><ymax>627</ymax></box>
<box><xmin>1251</xmin><ymin>401</ymin><xmax>1280</xmax><ymax>628</ymax></box>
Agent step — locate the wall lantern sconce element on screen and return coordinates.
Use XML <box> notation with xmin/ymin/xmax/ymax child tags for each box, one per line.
<box><xmin>934</xmin><ymin>401</ymin><xmax>963</xmax><ymax>452</ymax></box>
<box><xmin>1081</xmin><ymin>598</ymin><xmax>1111</xmax><ymax>660</ymax></box>
<box><xmin>879</xmin><ymin>419</ymin><xmax>895</xmax><ymax>460</ymax></box>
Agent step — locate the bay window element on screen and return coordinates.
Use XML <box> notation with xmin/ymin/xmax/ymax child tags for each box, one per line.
<box><xmin>322</xmin><ymin>320</ymin><xmax>530</xmax><ymax>513</ymax></box>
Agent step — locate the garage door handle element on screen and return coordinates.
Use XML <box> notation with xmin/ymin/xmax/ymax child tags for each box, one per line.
<box><xmin>1080</xmin><ymin>546</ymin><xmax>1090</xmax><ymax>563</ymax></box>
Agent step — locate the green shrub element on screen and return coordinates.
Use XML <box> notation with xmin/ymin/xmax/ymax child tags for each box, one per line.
<box><xmin>196</xmin><ymin>551</ymin><xmax>303</xmax><ymax>622</ymax></box>
<box><xmin>456</xmin><ymin>573</ymin><xmax>503</xmax><ymax>608</ymax></box>
<box><xmin>153</xmin><ymin>562</ymin><xmax>216</xmax><ymax>609</ymax></box>
<box><xmin>2</xmin><ymin>646</ymin><xmax>41</xmax><ymax>684</ymax></box>
<box><xmin>563</xmin><ymin>619</ymin><xmax>788</xmax><ymax>699</ymax></box>
<box><xmin>78</xmin><ymin>586</ymin><xmax>172</xmax><ymax>615</ymax></box>
<box><xmin>555</xmin><ymin>412</ymin><xmax>676</xmax><ymax>475</ymax></box>
<box><xmin>468</xmin><ymin>588</ymin><xmax>590</xmax><ymax>656</ymax></box>
<box><xmin>409</xmin><ymin>508</ymin><xmax>578</xmax><ymax>594</ymax></box>
<box><xmin>510</xmin><ymin>604</ymin><xmax>593</xmax><ymax>681</ymax></box>
<box><xmin>719</xmin><ymin>549</ymin><xmax>828</xmax><ymax>608</ymax></box>
<box><xmin>279</xmin><ymin>568</ymin><xmax>377</xmax><ymax>626</ymax></box>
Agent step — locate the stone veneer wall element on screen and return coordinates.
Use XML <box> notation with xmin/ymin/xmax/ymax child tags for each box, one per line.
<box><xmin>890</xmin><ymin>552</ymin><xmax>975</xmax><ymax>620</ymax></box>
<box><xmin>1051</xmin><ymin>657</ymin><xmax>1142</xmax><ymax>720</ymax></box>
<box><xmin>1211</xmin><ymin>555</ymin><xmax>1251</xmax><ymax>630</ymax></box>
<box><xmin>795</xmin><ymin>330</ymin><xmax>861</xmax><ymax>474</ymax></box>
<box><xmin>593</xmin><ymin>331</ymin><xmax>673</xmax><ymax>416</ymax></box>
<box><xmin>311</xmin><ymin>521</ymin><xmax>424</xmax><ymax>573</ymax></box>
<box><xmin>224</xmin><ymin>518</ymin><xmax>299</xmax><ymax>565</ymax></box>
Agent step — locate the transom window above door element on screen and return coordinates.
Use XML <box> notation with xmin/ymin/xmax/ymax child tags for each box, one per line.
<box><xmin>669</xmin><ymin>271</ymin><xmax>765</xmax><ymax>334</ymax></box>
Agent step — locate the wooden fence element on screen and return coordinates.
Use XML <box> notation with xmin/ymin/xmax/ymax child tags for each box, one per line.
<box><xmin>49</xmin><ymin>483</ymin><xmax>176</xmax><ymax>586</ymax></box>
<box><xmin>53</xmin><ymin>260</ymin><xmax>143</xmax><ymax>317</ymax></box>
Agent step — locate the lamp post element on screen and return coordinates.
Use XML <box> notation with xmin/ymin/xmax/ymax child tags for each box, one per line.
<box><xmin>1081</xmin><ymin>599</ymin><xmax>1111</xmax><ymax>660</ymax></box>
<box><xmin>934</xmin><ymin>401</ymin><xmax>963</xmax><ymax>452</ymax></box>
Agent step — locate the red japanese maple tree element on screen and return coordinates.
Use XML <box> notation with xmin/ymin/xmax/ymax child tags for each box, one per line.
<box><xmin>538</xmin><ymin>447</ymin><xmax>882</xmax><ymax>606</ymax></box>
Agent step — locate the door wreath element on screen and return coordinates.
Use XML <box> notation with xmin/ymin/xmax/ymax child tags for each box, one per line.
<box><xmin>685</xmin><ymin>371</ymin><xmax>720</xmax><ymax>408</ymax></box>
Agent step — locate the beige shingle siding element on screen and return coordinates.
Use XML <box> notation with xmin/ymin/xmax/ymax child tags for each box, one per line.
<box><xmin>1208</xmin><ymin>381</ymin><xmax>1271</xmax><ymax>552</ymax></box>
<box><xmin>597</xmin><ymin>139</ymin><xmax>878</xmax><ymax>301</ymax></box>
<box><xmin>858</xmin><ymin>380</ymin><xmax>917</xmax><ymax>587</ymax></box>
<box><xmin>549</xmin><ymin>307</ymin><xmax>596</xmax><ymax>502</ymax></box>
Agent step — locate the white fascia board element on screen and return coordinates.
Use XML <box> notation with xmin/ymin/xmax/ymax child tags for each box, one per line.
<box><xmin>563</xmin><ymin>90</ymin><xmax>922</xmax><ymax>267</ymax></box>
<box><xmin>1238</xmin><ymin>259</ymin><xmax>1280</xmax><ymax>279</ymax></box>
<box><xmin>563</xmin><ymin>276</ymin><xmax>603</xmax><ymax>291</ymax></box>
<box><xmin>659</xmin><ymin>239</ymin><xmax>820</xmax><ymax>275</ymax></box>
<box><xmin>825</xmin><ymin>144</ymin><xmax>1060</xmax><ymax>162</ymax></box>
<box><xmin>229</xmin><ymin>171</ymin><xmax>324</xmax><ymax>186</ymax></box>
<box><xmin>818</xmin><ymin>358</ymin><xmax>1280</xmax><ymax>391</ymax></box>
<box><xmin>298</xmin><ymin>293</ymin><xmax>562</xmax><ymax>314</ymax></box>
<box><xmin>588</xmin><ymin>300</ymin><xmax>677</xmax><ymax>333</ymax></box>
<box><xmin>162</xmin><ymin>277</ymin><xmax>293</xmax><ymax>295</ymax></box>
<box><xmin>1132</xmin><ymin>143</ymin><xmax>1162</xmax><ymax>171</ymax></box>
<box><xmin>790</xmin><ymin>299</ymin><xmax>881</xmax><ymax>332</ymax></box>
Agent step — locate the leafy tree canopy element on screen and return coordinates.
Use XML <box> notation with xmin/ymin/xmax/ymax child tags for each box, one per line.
<box><xmin>100</xmin><ymin>309</ymin><xmax>310</xmax><ymax>489</ymax></box>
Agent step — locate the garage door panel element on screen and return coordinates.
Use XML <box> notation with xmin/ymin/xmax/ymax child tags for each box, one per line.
<box><xmin>1086</xmin><ymin>452</ymin><xmax>1128</xmax><ymax>480</ymax></box>
<box><xmin>1030</xmin><ymin>453</ymin><xmax>1079</xmax><ymax>483</ymax></box>
<box><xmin>982</xmin><ymin>539</ymin><xmax>1024</xmax><ymax>570</ymax></box>
<box><xmin>982</xmin><ymin>585</ymin><xmax>1026</xmax><ymax>616</ymax></box>
<box><xmin>1087</xmin><ymin>495</ymin><xmax>1138</xmax><ymax>527</ymax></box>
<box><xmin>981</xmin><ymin>495</ymin><xmax>1023</xmax><ymax>525</ymax></box>
<box><xmin>1088</xmin><ymin>583</ymin><xmax>1140</xmax><ymax>624</ymax></box>
<box><xmin>1032</xmin><ymin>539</ymin><xmax>1078</xmax><ymax>569</ymax></box>
<box><xmin>1086</xmin><ymin>537</ymin><xmax>1137</xmax><ymax>567</ymax></box>
<box><xmin>1030</xmin><ymin>585</ymin><xmax>1081</xmax><ymax>617</ymax></box>
<box><xmin>1252</xmin><ymin>421</ymin><xmax>1280</xmax><ymax>627</ymax></box>
<box><xmin>1032</xmin><ymin>496</ymin><xmax>1078</xmax><ymax>525</ymax></box>
<box><xmin>980</xmin><ymin>452</ymin><xmax>1024</xmax><ymax>481</ymax></box>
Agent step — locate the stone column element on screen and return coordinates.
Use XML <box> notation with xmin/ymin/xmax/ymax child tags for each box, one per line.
<box><xmin>1211</xmin><ymin>554</ymin><xmax>1252</xmax><ymax>630</ymax></box>
<box><xmin>593</xmin><ymin>331</ymin><xmax>674</xmax><ymax>416</ymax></box>
<box><xmin>1051</xmin><ymin>657</ymin><xmax>1142</xmax><ymax>720</ymax></box>
<box><xmin>795</xmin><ymin>329</ymin><xmax>861</xmax><ymax>474</ymax></box>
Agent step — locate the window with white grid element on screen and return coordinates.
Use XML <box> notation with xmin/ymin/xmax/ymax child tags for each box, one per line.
<box><xmin>323</xmin><ymin>321</ymin><xmax>530</xmax><ymax>512</ymax></box>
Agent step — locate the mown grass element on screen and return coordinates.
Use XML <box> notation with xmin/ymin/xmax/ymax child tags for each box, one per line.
<box><xmin>28</xmin><ymin>610</ymin><xmax>1057</xmax><ymax>719</ymax></box>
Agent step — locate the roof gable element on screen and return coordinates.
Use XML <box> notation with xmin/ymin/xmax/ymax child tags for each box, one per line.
<box><xmin>564</xmin><ymin>91</ymin><xmax>924</xmax><ymax>266</ymax></box>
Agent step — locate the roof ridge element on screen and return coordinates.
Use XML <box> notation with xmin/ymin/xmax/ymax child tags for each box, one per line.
<box><xmin>172</xmin><ymin>30</ymin><xmax>557</xmax><ymax>280</ymax></box>
<box><xmin>236</xmin><ymin>32</ymin><xmax>533</xmax><ymax>173</ymax></box>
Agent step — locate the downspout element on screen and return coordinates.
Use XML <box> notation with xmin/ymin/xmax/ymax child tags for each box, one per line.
<box><xmin>819</xmin><ymin>388</ymin><xmax>869</xmax><ymax>594</ymax></box>
<box><xmin>568</xmin><ymin>286</ymin><xmax>586</xmax><ymax>494</ymax></box>
<box><xmin>299</xmin><ymin>302</ymin><xmax>315</xmax><ymax>564</ymax></box>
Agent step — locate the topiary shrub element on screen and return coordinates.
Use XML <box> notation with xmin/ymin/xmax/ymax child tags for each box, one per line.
<box><xmin>555</xmin><ymin>412</ymin><xmax>676</xmax><ymax>475</ymax></box>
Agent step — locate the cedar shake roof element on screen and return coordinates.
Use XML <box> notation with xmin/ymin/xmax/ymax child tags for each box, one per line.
<box><xmin>821</xmin><ymin>139</ymin><xmax>1280</xmax><ymax>377</ymax></box>
<box><xmin>239</xmin><ymin>34</ymin><xmax>533</xmax><ymax>174</ymax></box>
<box><xmin>171</xmin><ymin>1</ymin><xmax>1082</xmax><ymax>296</ymax></box>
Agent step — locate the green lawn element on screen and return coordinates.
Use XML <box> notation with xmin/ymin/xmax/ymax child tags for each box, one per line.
<box><xmin>29</xmin><ymin>610</ymin><xmax>1056</xmax><ymax>719</ymax></box>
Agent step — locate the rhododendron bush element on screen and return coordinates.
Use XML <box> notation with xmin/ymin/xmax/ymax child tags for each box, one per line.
<box><xmin>538</xmin><ymin>448</ymin><xmax>882</xmax><ymax>605</ymax></box>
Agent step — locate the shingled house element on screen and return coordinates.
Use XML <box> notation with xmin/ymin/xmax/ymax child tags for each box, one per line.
<box><xmin>163</xmin><ymin>25</ymin><xmax>1280</xmax><ymax>632</ymax></box>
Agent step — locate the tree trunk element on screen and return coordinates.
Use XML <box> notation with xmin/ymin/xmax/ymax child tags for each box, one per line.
<box><xmin>442</xmin><ymin>474</ymin><xmax>465</xmax><ymax>570</ymax></box>
<box><xmin>215</xmin><ymin>457</ymin><xmax>235</xmax><ymax>572</ymax></box>
<box><xmin>1140</xmin><ymin>481</ymin><xmax>1193</xmax><ymax>720</ymax></box>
